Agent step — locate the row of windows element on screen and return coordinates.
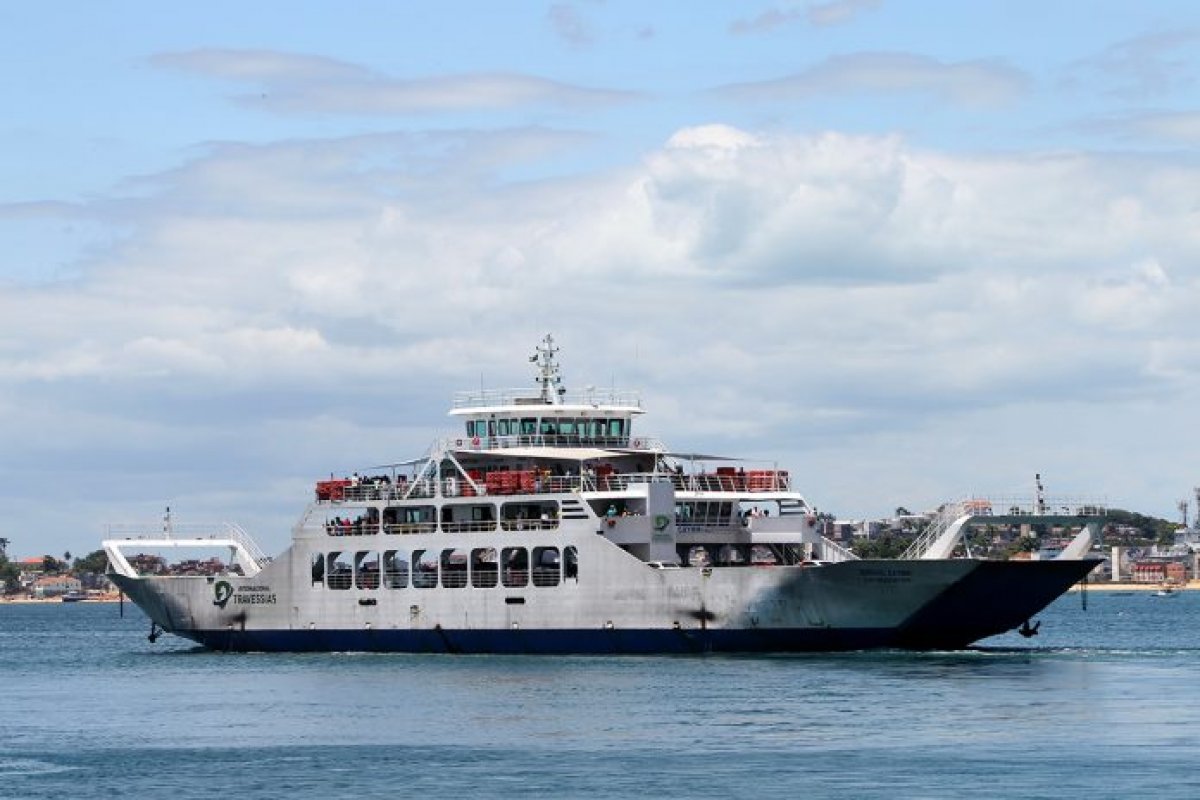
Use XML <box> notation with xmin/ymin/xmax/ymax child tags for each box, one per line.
<box><xmin>676</xmin><ymin>502</ymin><xmax>736</xmax><ymax>526</ymax></box>
<box><xmin>325</xmin><ymin>501</ymin><xmax>561</xmax><ymax>536</ymax></box>
<box><xmin>311</xmin><ymin>546</ymin><xmax>578</xmax><ymax>590</ymax></box>
<box><xmin>465</xmin><ymin>418</ymin><xmax>627</xmax><ymax>438</ymax></box>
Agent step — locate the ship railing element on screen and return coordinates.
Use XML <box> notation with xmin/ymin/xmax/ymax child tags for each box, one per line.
<box><xmin>441</xmin><ymin>520</ymin><xmax>500</xmax><ymax>533</ymax></box>
<box><xmin>321</xmin><ymin>482</ymin><xmax>438</xmax><ymax>504</ymax></box>
<box><xmin>324</xmin><ymin>521</ymin><xmax>378</xmax><ymax>536</ymax></box>
<box><xmin>900</xmin><ymin>502</ymin><xmax>967</xmax><ymax>560</ymax></box>
<box><xmin>594</xmin><ymin>473</ymin><xmax>666</xmax><ymax>492</ymax></box>
<box><xmin>104</xmin><ymin>521</ymin><xmax>271</xmax><ymax>567</ymax></box>
<box><xmin>817</xmin><ymin>537</ymin><xmax>860</xmax><ymax>563</ymax></box>
<box><xmin>452</xmin><ymin>387</ymin><xmax>642</xmax><ymax>409</ymax></box>
<box><xmin>442</xmin><ymin>433</ymin><xmax>662</xmax><ymax>453</ymax></box>
<box><xmin>665</xmin><ymin>472</ymin><xmax>792</xmax><ymax>493</ymax></box>
<box><xmin>900</xmin><ymin>494</ymin><xmax>1110</xmax><ymax>559</ymax></box>
<box><xmin>981</xmin><ymin>495</ymin><xmax>1108</xmax><ymax>517</ymax></box>
<box><xmin>499</xmin><ymin>519</ymin><xmax>560</xmax><ymax>532</ymax></box>
<box><xmin>382</xmin><ymin>522</ymin><xmax>438</xmax><ymax>535</ymax></box>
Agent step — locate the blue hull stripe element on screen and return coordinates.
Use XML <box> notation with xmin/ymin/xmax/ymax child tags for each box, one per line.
<box><xmin>184</xmin><ymin>627</ymin><xmax>900</xmax><ymax>654</ymax></box>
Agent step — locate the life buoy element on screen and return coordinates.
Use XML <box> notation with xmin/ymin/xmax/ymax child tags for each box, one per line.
<box><xmin>471</xmin><ymin>436</ymin><xmax>481</xmax><ymax>447</ymax></box>
<box><xmin>632</xmin><ymin>438</ymin><xmax>644</xmax><ymax>449</ymax></box>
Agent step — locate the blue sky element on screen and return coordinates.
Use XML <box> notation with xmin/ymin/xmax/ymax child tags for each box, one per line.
<box><xmin>4</xmin><ymin>1</ymin><xmax>1200</xmax><ymax>558</ymax></box>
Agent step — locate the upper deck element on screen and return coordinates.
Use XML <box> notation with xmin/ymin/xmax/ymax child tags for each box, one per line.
<box><xmin>450</xmin><ymin>387</ymin><xmax>643</xmax><ymax>415</ymax></box>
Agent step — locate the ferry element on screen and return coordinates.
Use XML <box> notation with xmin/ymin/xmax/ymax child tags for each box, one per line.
<box><xmin>104</xmin><ymin>336</ymin><xmax>1103</xmax><ymax>653</ymax></box>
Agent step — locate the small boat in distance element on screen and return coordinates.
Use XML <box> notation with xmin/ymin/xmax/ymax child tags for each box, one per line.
<box><xmin>104</xmin><ymin>336</ymin><xmax>1105</xmax><ymax>654</ymax></box>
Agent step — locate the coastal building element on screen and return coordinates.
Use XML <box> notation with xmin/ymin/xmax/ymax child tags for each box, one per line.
<box><xmin>1129</xmin><ymin>559</ymin><xmax>1189</xmax><ymax>584</ymax></box>
<box><xmin>31</xmin><ymin>574</ymin><xmax>82</xmax><ymax>598</ymax></box>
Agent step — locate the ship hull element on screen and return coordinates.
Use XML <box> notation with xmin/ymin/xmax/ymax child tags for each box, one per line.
<box><xmin>892</xmin><ymin>557</ymin><xmax>1098</xmax><ymax>649</ymax></box>
<box><xmin>111</xmin><ymin>556</ymin><xmax>1098</xmax><ymax>654</ymax></box>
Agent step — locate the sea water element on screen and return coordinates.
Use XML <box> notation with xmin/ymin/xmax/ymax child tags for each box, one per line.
<box><xmin>1</xmin><ymin>591</ymin><xmax>1198</xmax><ymax>799</ymax></box>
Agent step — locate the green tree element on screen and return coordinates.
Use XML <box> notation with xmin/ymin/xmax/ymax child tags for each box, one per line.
<box><xmin>851</xmin><ymin>534</ymin><xmax>914</xmax><ymax>559</ymax></box>
<box><xmin>73</xmin><ymin>549</ymin><xmax>110</xmax><ymax>574</ymax></box>
<box><xmin>0</xmin><ymin>558</ymin><xmax>19</xmax><ymax>594</ymax></box>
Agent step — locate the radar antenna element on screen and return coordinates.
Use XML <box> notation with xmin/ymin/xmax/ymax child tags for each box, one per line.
<box><xmin>1179</xmin><ymin>498</ymin><xmax>1190</xmax><ymax>529</ymax></box>
<box><xmin>531</xmin><ymin>334</ymin><xmax>566</xmax><ymax>404</ymax></box>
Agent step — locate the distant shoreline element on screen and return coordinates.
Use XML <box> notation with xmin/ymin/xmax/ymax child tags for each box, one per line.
<box><xmin>0</xmin><ymin>595</ymin><xmax>123</xmax><ymax>604</ymax></box>
<box><xmin>1072</xmin><ymin>581</ymin><xmax>1196</xmax><ymax>592</ymax></box>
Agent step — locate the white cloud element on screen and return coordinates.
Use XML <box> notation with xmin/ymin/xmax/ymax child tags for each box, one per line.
<box><xmin>717</xmin><ymin>52</ymin><xmax>1029</xmax><ymax>108</ymax></box>
<box><xmin>806</xmin><ymin>0</ymin><xmax>882</xmax><ymax>28</ymax></box>
<box><xmin>152</xmin><ymin>48</ymin><xmax>639</xmax><ymax>115</ymax></box>
<box><xmin>729</xmin><ymin>1</ymin><xmax>880</xmax><ymax>34</ymax></box>
<box><xmin>1069</xmin><ymin>30</ymin><xmax>1200</xmax><ymax>100</ymax></box>
<box><xmin>548</xmin><ymin>3</ymin><xmax>594</xmax><ymax>46</ymax></box>
<box><xmin>7</xmin><ymin>123</ymin><xmax>1200</xmax><ymax>553</ymax></box>
<box><xmin>1086</xmin><ymin>110</ymin><xmax>1200</xmax><ymax>144</ymax></box>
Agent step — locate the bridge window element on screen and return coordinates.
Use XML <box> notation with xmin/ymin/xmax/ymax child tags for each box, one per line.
<box><xmin>520</xmin><ymin>418</ymin><xmax>537</xmax><ymax>435</ymax></box>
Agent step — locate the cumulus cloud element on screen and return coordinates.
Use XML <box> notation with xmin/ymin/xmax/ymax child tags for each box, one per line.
<box><xmin>6</xmin><ymin>123</ymin><xmax>1200</xmax><ymax>551</ymax></box>
<box><xmin>152</xmin><ymin>48</ymin><xmax>639</xmax><ymax>115</ymax></box>
<box><xmin>715</xmin><ymin>52</ymin><xmax>1029</xmax><ymax>108</ymax></box>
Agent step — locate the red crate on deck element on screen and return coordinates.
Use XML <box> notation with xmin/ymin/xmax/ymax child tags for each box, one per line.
<box><xmin>316</xmin><ymin>479</ymin><xmax>351</xmax><ymax>501</ymax></box>
<box><xmin>485</xmin><ymin>472</ymin><xmax>508</xmax><ymax>494</ymax></box>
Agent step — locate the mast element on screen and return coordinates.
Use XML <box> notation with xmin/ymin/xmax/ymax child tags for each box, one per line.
<box><xmin>531</xmin><ymin>333</ymin><xmax>566</xmax><ymax>404</ymax></box>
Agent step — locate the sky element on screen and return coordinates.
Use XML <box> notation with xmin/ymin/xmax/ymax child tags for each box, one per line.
<box><xmin>4</xmin><ymin>0</ymin><xmax>1200</xmax><ymax>559</ymax></box>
